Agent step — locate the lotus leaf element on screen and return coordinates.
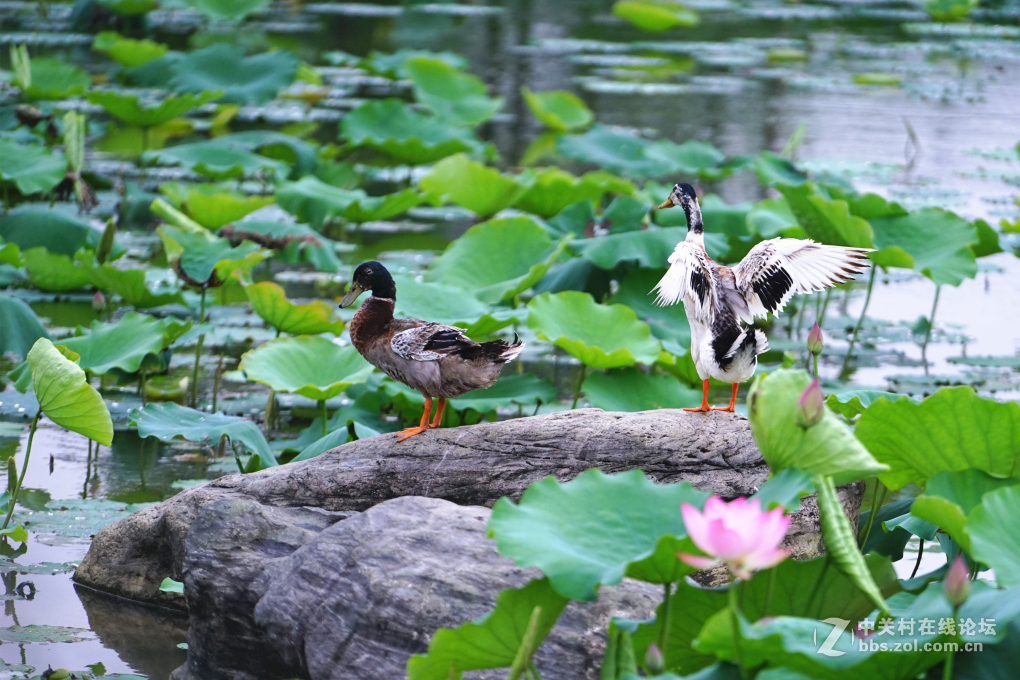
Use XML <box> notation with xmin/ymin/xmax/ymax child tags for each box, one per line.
<box><xmin>612</xmin><ymin>0</ymin><xmax>699</xmax><ymax>31</ymax></box>
<box><xmin>239</xmin><ymin>336</ymin><xmax>374</xmax><ymax>401</ymax></box>
<box><xmin>607</xmin><ymin>267</ymin><xmax>690</xmax><ymax>347</ymax></box>
<box><xmin>927</xmin><ymin>0</ymin><xmax>977</xmax><ymax>21</ymax></box>
<box><xmin>215</xmin><ymin>131</ymin><xmax>320</xmax><ymax>179</ymax></box>
<box><xmin>969</xmin><ymin>486</ymin><xmax>1020</xmax><ymax>586</ymax></box>
<box><xmin>89</xmin><ymin>265</ymin><xmax>182</xmax><ymax>308</ymax></box>
<box><xmin>418</xmin><ymin>154</ymin><xmax>525</xmax><ymax>217</ymax></box>
<box><xmin>824</xmin><ymin>390</ymin><xmax>913</xmax><ymax>418</ymax></box>
<box><xmin>583</xmin><ymin>368</ymin><xmax>700</xmax><ymax>411</ymax></box>
<box><xmin>167</xmin><ymin>44</ymin><xmax>298</xmax><ymax>105</ymax></box>
<box><xmin>0</xmin><ymin>240</ymin><xmax>21</xmax><ymax>267</ymax></box>
<box><xmin>95</xmin><ymin>0</ymin><xmax>157</xmax><ymax>14</ymax></box>
<box><xmin>23</xmin><ymin>248</ymin><xmax>92</xmax><ymax>292</ymax></box>
<box><xmin>58</xmin><ymin>313</ymin><xmax>187</xmax><ymax>376</ymax></box>
<box><xmin>223</xmin><ymin>220</ymin><xmax>341</xmax><ymax>272</ymax></box>
<box><xmin>0</xmin><ymin>624</ymin><xmax>94</xmax><ymax>644</ymax></box>
<box><xmin>87</xmin><ymin>90</ymin><xmax>221</xmax><ymax>128</ymax></box>
<box><xmin>527</xmin><ymin>291</ymin><xmax>661</xmax><ymax>368</ymax></box>
<box><xmin>131</xmin><ymin>402</ymin><xmax>276</xmax><ymax>468</ymax></box>
<box><xmin>18</xmin><ymin>58</ymin><xmax>91</xmax><ymax>100</ymax></box>
<box><xmin>910</xmin><ymin>470</ymin><xmax>1020</xmax><ymax>554</ymax></box>
<box><xmin>276</xmin><ymin>176</ymin><xmax>422</xmax><ymax>227</ymax></box>
<box><xmin>426</xmin><ymin>216</ymin><xmax>561</xmax><ymax>304</ymax></box>
<box><xmin>144</xmin><ymin>141</ymin><xmax>290</xmax><ymax>181</ymax></box>
<box><xmin>0</xmin><ymin>297</ymin><xmax>50</xmax><ymax>360</ymax></box>
<box><xmin>869</xmin><ymin>208</ymin><xmax>978</xmax><ymax>286</ymax></box>
<box><xmin>576</xmin><ymin>227</ymin><xmax>682</xmax><ymax>270</ymax></box>
<box><xmin>244</xmin><ymin>281</ymin><xmax>344</xmax><ymax>335</ymax></box>
<box><xmin>512</xmin><ymin>168</ymin><xmax>614</xmax><ymax>219</ymax></box>
<box><xmin>385</xmin><ymin>275</ymin><xmax>520</xmax><ymax>337</ymax></box>
<box><xmin>362</xmin><ymin>49</ymin><xmax>468</xmax><ymax>78</ymax></box>
<box><xmin>0</xmin><ymin>140</ymin><xmax>67</xmax><ymax>195</ymax></box>
<box><xmin>558</xmin><ymin>126</ymin><xmax>674</xmax><ymax>179</ymax></box>
<box><xmin>92</xmin><ymin>32</ymin><xmax>168</xmax><ymax>68</ymax></box>
<box><xmin>753</xmin><ymin>151</ymin><xmax>809</xmax><ymax>187</ymax></box>
<box><xmin>645</xmin><ymin>139</ymin><xmax>733</xmax><ymax>180</ymax></box>
<box><xmin>449</xmin><ymin>374</ymin><xmax>557</xmax><ymax>414</ymax></box>
<box><xmin>777</xmin><ymin>182</ymin><xmax>874</xmax><ymax>248</ymax></box>
<box><xmin>158</xmin><ymin>225</ymin><xmax>268</xmax><ymax>287</ymax></box>
<box><xmin>854</xmin><ymin>386</ymin><xmax>1020</xmax><ymax>490</ymax></box>
<box><xmin>747</xmin><ymin>369</ymin><xmax>888</xmax><ymax>485</ymax></box>
<box><xmin>520</xmin><ymin>87</ymin><xmax>593</xmax><ymax>132</ymax></box>
<box><xmin>0</xmin><ymin>208</ymin><xmax>114</xmax><ymax>257</ymax></box>
<box><xmin>340</xmin><ymin>99</ymin><xmax>479</xmax><ymax>165</ymax></box>
<box><xmin>403</xmin><ymin>57</ymin><xmax>503</xmax><ymax>127</ymax></box>
<box><xmin>183</xmin><ymin>0</ymin><xmax>272</xmax><ymax>19</ymax></box>
<box><xmin>747</xmin><ymin>196</ymin><xmax>800</xmax><ymax>238</ymax></box>
<box><xmin>27</xmin><ymin>339</ymin><xmax>112</xmax><ymax>445</ymax></box>
<box><xmin>488</xmin><ymin>469</ymin><xmax>709</xmax><ymax>600</ymax></box>
<box><xmin>162</xmin><ymin>183</ymin><xmax>274</xmax><ymax>230</ymax></box>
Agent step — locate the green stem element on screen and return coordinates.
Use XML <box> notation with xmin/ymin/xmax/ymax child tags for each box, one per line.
<box><xmin>659</xmin><ymin>582</ymin><xmax>673</xmax><ymax>656</ymax></box>
<box><xmin>943</xmin><ymin>606</ymin><xmax>958</xmax><ymax>680</ymax></box>
<box><xmin>264</xmin><ymin>389</ymin><xmax>275</xmax><ymax>437</ymax></box>
<box><xmin>763</xmin><ymin>568</ymin><xmax>776</xmax><ymax>617</ymax></box>
<box><xmin>840</xmin><ymin>267</ymin><xmax>877</xmax><ymax>379</ymax></box>
<box><xmin>910</xmin><ymin>539</ymin><xmax>925</xmax><ymax>579</ymax></box>
<box><xmin>320</xmin><ymin>399</ymin><xmax>328</xmax><ymax>438</ymax></box>
<box><xmin>190</xmin><ymin>288</ymin><xmax>208</xmax><ymax>408</ymax></box>
<box><xmin>2</xmin><ymin>412</ymin><xmax>40</xmax><ymax>531</ymax></box>
<box><xmin>527</xmin><ymin>662</ymin><xmax>543</xmax><ymax>680</ymax></box>
<box><xmin>213</xmin><ymin>353</ymin><xmax>224</xmax><ymax>413</ymax></box>
<box><xmin>819</xmin><ymin>288</ymin><xmax>832</xmax><ymax>324</ymax></box>
<box><xmin>812</xmin><ymin>353</ymin><xmax>819</xmax><ymax>379</ymax></box>
<box><xmin>571</xmin><ymin>365</ymin><xmax>587</xmax><ymax>409</ymax></box>
<box><xmin>859</xmin><ymin>480</ymin><xmax>887</xmax><ymax>549</ymax></box>
<box><xmin>921</xmin><ymin>285</ymin><xmax>941</xmax><ymax>376</ymax></box>
<box><xmin>728</xmin><ymin>579</ymin><xmax>747</xmax><ymax>679</ymax></box>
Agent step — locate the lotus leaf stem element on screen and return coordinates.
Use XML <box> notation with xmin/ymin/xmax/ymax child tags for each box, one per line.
<box><xmin>840</xmin><ymin>267</ymin><xmax>876</xmax><ymax>379</ymax></box>
<box><xmin>859</xmin><ymin>480</ymin><xmax>886</xmax><ymax>549</ymax></box>
<box><xmin>728</xmin><ymin>579</ymin><xmax>747</xmax><ymax>679</ymax></box>
<box><xmin>191</xmin><ymin>288</ymin><xmax>208</xmax><ymax>408</ymax></box>
<box><xmin>910</xmin><ymin>539</ymin><xmax>924</xmax><ymax>579</ymax></box>
<box><xmin>2</xmin><ymin>411</ymin><xmax>40</xmax><ymax>531</ymax></box>
<box><xmin>921</xmin><ymin>285</ymin><xmax>941</xmax><ymax>375</ymax></box>
<box><xmin>571</xmin><ymin>365</ymin><xmax>587</xmax><ymax>409</ymax></box>
<box><xmin>763</xmin><ymin>567</ymin><xmax>776</xmax><ymax>617</ymax></box>
<box><xmin>320</xmin><ymin>399</ymin><xmax>328</xmax><ymax>438</ymax></box>
<box><xmin>658</xmin><ymin>581</ymin><xmax>673</xmax><ymax>655</ymax></box>
<box><xmin>264</xmin><ymin>389</ymin><xmax>275</xmax><ymax>437</ymax></box>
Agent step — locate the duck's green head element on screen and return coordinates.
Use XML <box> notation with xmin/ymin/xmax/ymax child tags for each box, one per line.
<box><xmin>339</xmin><ymin>261</ymin><xmax>396</xmax><ymax>307</ymax></box>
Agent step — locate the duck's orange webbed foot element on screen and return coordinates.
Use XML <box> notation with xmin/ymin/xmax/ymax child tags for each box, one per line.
<box><xmin>428</xmin><ymin>398</ymin><xmax>447</xmax><ymax>429</ymax></box>
<box><xmin>710</xmin><ymin>383</ymin><xmax>740</xmax><ymax>412</ymax></box>
<box><xmin>397</xmin><ymin>396</ymin><xmax>432</xmax><ymax>442</ymax></box>
<box><xmin>684</xmin><ymin>380</ymin><xmax>712</xmax><ymax>413</ymax></box>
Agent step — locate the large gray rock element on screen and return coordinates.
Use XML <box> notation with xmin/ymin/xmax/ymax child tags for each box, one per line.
<box><xmin>173</xmin><ymin>496</ymin><xmax>661</xmax><ymax>680</ymax></box>
<box><xmin>76</xmin><ymin>409</ymin><xmax>769</xmax><ymax>604</ymax></box>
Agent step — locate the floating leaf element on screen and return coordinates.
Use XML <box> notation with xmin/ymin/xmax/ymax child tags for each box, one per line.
<box><xmin>854</xmin><ymin>386</ymin><xmax>1020</xmax><ymax>491</ymax></box>
<box><xmin>27</xmin><ymin>339</ymin><xmax>113</xmax><ymax>445</ymax></box>
<box><xmin>276</xmin><ymin>176</ymin><xmax>422</xmax><ymax>227</ymax></box>
<box><xmin>403</xmin><ymin>57</ymin><xmax>503</xmax><ymax>127</ymax></box>
<box><xmin>96</xmin><ymin>0</ymin><xmax>158</xmax><ymax>14</ymax></box>
<box><xmin>340</xmin><ymin>99</ymin><xmax>479</xmax><ymax>165</ymax></box>
<box><xmin>244</xmin><ymin>281</ymin><xmax>344</xmax><ymax>335</ymax></box>
<box><xmin>168</xmin><ymin>44</ymin><xmax>298</xmax><ymax>105</ymax></box>
<box><xmin>159</xmin><ymin>577</ymin><xmax>184</xmax><ymax>593</ymax></box>
<box><xmin>92</xmin><ymin>32</ymin><xmax>168</xmax><ymax>68</ymax></box>
<box><xmin>487</xmin><ymin>469</ymin><xmax>709</xmax><ymax>601</ymax></box>
<box><xmin>225</xmin><ymin>220</ymin><xmax>341</xmax><ymax>272</ymax></box>
<box><xmin>426</xmin><ymin>216</ymin><xmax>561</xmax><ymax>304</ymax></box>
<box><xmin>144</xmin><ymin>140</ymin><xmax>290</xmax><ymax>181</ymax></box>
<box><xmin>182</xmin><ymin>0</ymin><xmax>271</xmax><ymax>19</ymax></box>
<box><xmin>557</xmin><ymin>126</ymin><xmax>674</xmax><ymax>179</ymax></box>
<box><xmin>87</xmin><ymin>90</ymin><xmax>222</xmax><ymax>128</ymax></box>
<box><xmin>0</xmin><ymin>208</ymin><xmax>113</xmax><ymax>257</ymax></box>
<box><xmin>239</xmin><ymin>336</ymin><xmax>374</xmax><ymax>401</ymax></box>
<box><xmin>362</xmin><ymin>49</ymin><xmax>468</xmax><ymax>78</ymax></box>
<box><xmin>162</xmin><ymin>183</ymin><xmax>274</xmax><ymax>231</ymax></box>
<box><xmin>131</xmin><ymin>402</ymin><xmax>276</xmax><ymax>468</ymax></box>
<box><xmin>0</xmin><ymin>625</ymin><xmax>94</xmax><ymax>644</ymax></box>
<box><xmin>158</xmin><ymin>224</ymin><xmax>268</xmax><ymax>286</ymax></box>
<box><xmin>527</xmin><ymin>291</ymin><xmax>661</xmax><ymax>369</ymax></box>
<box><xmin>18</xmin><ymin>58</ymin><xmax>91</xmax><ymax>100</ymax></box>
<box><xmin>747</xmin><ymin>369</ymin><xmax>888</xmax><ymax>485</ymax></box>
<box><xmin>520</xmin><ymin>87</ymin><xmax>593</xmax><ymax>132</ymax></box>
<box><xmin>612</xmin><ymin>0</ymin><xmax>699</xmax><ymax>31</ymax></box>
<box><xmin>583</xmin><ymin>368</ymin><xmax>700</xmax><ymax>411</ymax></box>
<box><xmin>58</xmin><ymin>312</ymin><xmax>186</xmax><ymax>376</ymax></box>
<box><xmin>0</xmin><ymin>297</ymin><xmax>50</xmax><ymax>360</ymax></box>
<box><xmin>0</xmin><ymin>139</ymin><xmax>67</xmax><ymax>195</ymax></box>
<box><xmin>926</xmin><ymin>0</ymin><xmax>977</xmax><ymax>21</ymax></box>
<box><xmin>418</xmin><ymin>154</ymin><xmax>525</xmax><ymax>217</ymax></box>
<box><xmin>23</xmin><ymin>248</ymin><xmax>92</xmax><ymax>292</ymax></box>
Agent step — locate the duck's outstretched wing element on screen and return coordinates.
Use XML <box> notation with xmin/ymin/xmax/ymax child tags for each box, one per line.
<box><xmin>652</xmin><ymin>240</ymin><xmax>718</xmax><ymax>322</ymax></box>
<box><xmin>733</xmin><ymin>238</ymin><xmax>872</xmax><ymax>321</ymax></box>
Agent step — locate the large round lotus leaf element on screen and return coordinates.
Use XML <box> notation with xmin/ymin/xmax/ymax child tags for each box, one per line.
<box><xmin>747</xmin><ymin>368</ymin><xmax>888</xmax><ymax>486</ymax></box>
<box><xmin>520</xmin><ymin>87</ymin><xmax>593</xmax><ymax>133</ymax></box>
<box><xmin>362</xmin><ymin>49</ymin><xmax>467</xmax><ymax>78</ymax></box>
<box><xmin>239</xmin><ymin>336</ymin><xmax>374</xmax><ymax>400</ymax></box>
<box><xmin>855</xmin><ymin>385</ymin><xmax>1020</xmax><ymax>491</ymax></box>
<box><xmin>910</xmin><ymin>469</ymin><xmax>1020</xmax><ymax>554</ymax></box>
<box><xmin>27</xmin><ymin>339</ymin><xmax>113</xmax><ymax>445</ymax></box>
<box><xmin>418</xmin><ymin>154</ymin><xmax>525</xmax><ymax>217</ymax></box>
<box><xmin>607</xmin><ymin>267</ymin><xmax>690</xmax><ymax>347</ymax></box>
<box><xmin>23</xmin><ymin>248</ymin><xmax>92</xmax><ymax>292</ymax></box>
<box><xmin>87</xmin><ymin>264</ymin><xmax>183</xmax><ymax>308</ymax></box>
<box><xmin>449</xmin><ymin>373</ymin><xmax>557</xmax><ymax>414</ymax></box>
<box><xmin>223</xmin><ymin>220</ymin><xmax>340</xmax><ymax>272</ymax></box>
<box><xmin>132</xmin><ymin>402</ymin><xmax>275</xmax><ymax>467</ymax></box>
<box><xmin>487</xmin><ymin>469</ymin><xmax>709</xmax><ymax>601</ymax></box>
<box><xmin>776</xmin><ymin>182</ymin><xmax>874</xmax><ymax>249</ymax></box>
<box><xmin>576</xmin><ymin>227</ymin><xmax>683</xmax><ymax>270</ymax></box>
<box><xmin>612</xmin><ymin>0</ymin><xmax>699</xmax><ymax>31</ymax></box>
<box><xmin>158</xmin><ymin>225</ymin><xmax>267</xmax><ymax>286</ymax></box>
<box><xmin>183</xmin><ymin>0</ymin><xmax>271</xmax><ymax>19</ymax></box>
<box><xmin>583</xmin><ymin>368</ymin><xmax>700</xmax><ymax>411</ymax></box>
<box><xmin>143</xmin><ymin>140</ymin><xmax>290</xmax><ymax>181</ymax></box>
<box><xmin>426</xmin><ymin>217</ymin><xmax>557</xmax><ymax>304</ymax></box>
<box><xmin>168</xmin><ymin>44</ymin><xmax>298</xmax><ymax>105</ymax></box>
<box><xmin>20</xmin><ymin>58</ymin><xmax>91</xmax><ymax>100</ymax></box>
<box><xmin>92</xmin><ymin>32</ymin><xmax>168</xmax><ymax>68</ymax></box>
<box><xmin>512</xmin><ymin>167</ymin><xmax>608</xmax><ymax>219</ymax></box>
<box><xmin>0</xmin><ymin>208</ymin><xmax>110</xmax><ymax>257</ymax></box>
<box><xmin>276</xmin><ymin>176</ymin><xmax>421</xmax><ymax>227</ymax></box>
<box><xmin>171</xmin><ymin>184</ymin><xmax>274</xmax><ymax>230</ymax></box>
<box><xmin>340</xmin><ymin>99</ymin><xmax>478</xmax><ymax>165</ymax></box>
<box><xmin>869</xmin><ymin>208</ymin><xmax>978</xmax><ymax>286</ymax></box>
<box><xmin>527</xmin><ymin>291</ymin><xmax>661</xmax><ymax>368</ymax></box>
<box><xmin>58</xmin><ymin>312</ymin><xmax>180</xmax><ymax>376</ymax></box>
<box><xmin>968</xmin><ymin>485</ymin><xmax>1020</xmax><ymax>587</ymax></box>
<box><xmin>0</xmin><ymin>297</ymin><xmax>50</xmax><ymax>360</ymax></box>
<box><xmin>87</xmin><ymin>90</ymin><xmax>222</xmax><ymax>128</ymax></box>
<box><xmin>403</xmin><ymin>57</ymin><xmax>503</xmax><ymax>127</ymax></box>
<box><xmin>245</xmin><ymin>281</ymin><xmax>344</xmax><ymax>336</ymax></box>
<box><xmin>557</xmin><ymin>125</ymin><xmax>674</xmax><ymax>179</ymax></box>
<box><xmin>0</xmin><ymin>140</ymin><xmax>67</xmax><ymax>196</ymax></box>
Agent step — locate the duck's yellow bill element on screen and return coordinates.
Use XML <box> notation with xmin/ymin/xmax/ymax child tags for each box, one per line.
<box><xmin>657</xmin><ymin>199</ymin><xmax>673</xmax><ymax>209</ymax></box>
<box><xmin>339</xmin><ymin>283</ymin><xmax>364</xmax><ymax>308</ymax></box>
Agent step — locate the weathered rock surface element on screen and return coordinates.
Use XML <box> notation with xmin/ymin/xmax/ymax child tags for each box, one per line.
<box><xmin>76</xmin><ymin>409</ymin><xmax>769</xmax><ymax>604</ymax></box>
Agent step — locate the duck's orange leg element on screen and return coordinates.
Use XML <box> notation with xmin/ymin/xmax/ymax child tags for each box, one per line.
<box><xmin>712</xmin><ymin>383</ymin><xmax>739</xmax><ymax>412</ymax></box>
<box><xmin>684</xmin><ymin>380</ymin><xmax>712</xmax><ymax>413</ymax></box>
<box><xmin>429</xmin><ymin>398</ymin><xmax>447</xmax><ymax>429</ymax></box>
<box><xmin>397</xmin><ymin>397</ymin><xmax>432</xmax><ymax>441</ymax></box>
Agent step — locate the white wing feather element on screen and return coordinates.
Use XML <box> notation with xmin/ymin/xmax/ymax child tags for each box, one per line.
<box><xmin>652</xmin><ymin>240</ymin><xmax>716</xmax><ymax>322</ymax></box>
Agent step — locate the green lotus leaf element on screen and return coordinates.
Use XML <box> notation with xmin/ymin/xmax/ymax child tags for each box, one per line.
<box><xmin>645</xmin><ymin>139</ymin><xmax>733</xmax><ymax>180</ymax></box>
<box><xmin>168</xmin><ymin>44</ymin><xmax>298</xmax><ymax>105</ymax></box>
<box><xmin>426</xmin><ymin>216</ymin><xmax>562</xmax><ymax>304</ymax></box>
<box><xmin>487</xmin><ymin>469</ymin><xmax>709</xmax><ymax>601</ymax></box>
<box><xmin>23</xmin><ymin>248</ymin><xmax>92</xmax><ymax>292</ymax></box>
<box><xmin>239</xmin><ymin>335</ymin><xmax>374</xmax><ymax>401</ymax></box>
<box><xmin>382</xmin><ymin>275</ymin><xmax>520</xmax><ymax>338</ymax></box>
<box><xmin>418</xmin><ymin>154</ymin><xmax>525</xmax><ymax>217</ymax></box>
<box><xmin>512</xmin><ymin>167</ymin><xmax>617</xmax><ymax>219</ymax></box>
<box><xmin>0</xmin><ymin>297</ymin><xmax>50</xmax><ymax>360</ymax></box>
<box><xmin>753</xmin><ymin>151</ymin><xmax>810</xmax><ymax>186</ymax></box>
<box><xmin>27</xmin><ymin>339</ymin><xmax>113</xmax><ymax>445</ymax></box>
<box><xmin>403</xmin><ymin>57</ymin><xmax>503</xmax><ymax>127</ymax></box>
<box><xmin>362</xmin><ymin>49</ymin><xmax>467</xmax><ymax>78</ymax></box>
<box><xmin>0</xmin><ymin>140</ymin><xmax>67</xmax><ymax>196</ymax></box>
<box><xmin>222</xmin><ymin>220</ymin><xmax>341</xmax><ymax>272</ymax></box>
<box><xmin>449</xmin><ymin>373</ymin><xmax>557</xmax><ymax>414</ymax></box>
<box><xmin>747</xmin><ymin>196</ymin><xmax>800</xmax><ymax>238</ymax></box>
<box><xmin>244</xmin><ymin>281</ymin><xmax>344</xmax><ymax>335</ymax></box>
<box><xmin>854</xmin><ymin>386</ymin><xmax>1020</xmax><ymax>491</ymax></box>
<box><xmin>926</xmin><ymin>0</ymin><xmax>976</xmax><ymax>21</ymax></box>
<box><xmin>607</xmin><ymin>267</ymin><xmax>690</xmax><ymax>347</ymax></box>
<box><xmin>520</xmin><ymin>87</ymin><xmax>593</xmax><ymax>132</ymax></box>
<box><xmin>17</xmin><ymin>58</ymin><xmax>91</xmax><ymax>100</ymax></box>
<box><xmin>777</xmin><ymin>182</ymin><xmax>874</xmax><ymax>248</ymax></box>
<box><xmin>612</xmin><ymin>0</ymin><xmax>699</xmax><ymax>31</ymax></box>
<box><xmin>583</xmin><ymin>368</ymin><xmax>700</xmax><ymax>412</ymax></box>
<box><xmin>95</xmin><ymin>0</ymin><xmax>158</xmax><ymax>15</ymax></box>
<box><xmin>161</xmin><ymin>183</ymin><xmax>274</xmax><ymax>231</ymax></box>
<box><xmin>182</xmin><ymin>0</ymin><xmax>271</xmax><ymax>19</ymax></box>
<box><xmin>969</xmin><ymin>485</ymin><xmax>1020</xmax><ymax>587</ymax></box>
<box><xmin>869</xmin><ymin>208</ymin><xmax>979</xmax><ymax>286</ymax></box>
<box><xmin>558</xmin><ymin>126</ymin><xmax>675</xmax><ymax>179</ymax></box>
<box><xmin>208</xmin><ymin>131</ymin><xmax>320</xmax><ymax>179</ymax></box>
<box><xmin>92</xmin><ymin>32</ymin><xmax>168</xmax><ymax>68</ymax></box>
<box><xmin>747</xmin><ymin>369</ymin><xmax>888</xmax><ymax>485</ymax></box>
<box><xmin>58</xmin><ymin>312</ymin><xmax>187</xmax><ymax>376</ymax></box>
<box><xmin>824</xmin><ymin>390</ymin><xmax>914</xmax><ymax>419</ymax></box>
<box><xmin>276</xmin><ymin>176</ymin><xmax>422</xmax><ymax>227</ymax></box>
<box><xmin>87</xmin><ymin>90</ymin><xmax>222</xmax><ymax>128</ymax></box>
<box><xmin>131</xmin><ymin>402</ymin><xmax>276</xmax><ymax>468</ymax></box>
<box><xmin>158</xmin><ymin>224</ymin><xmax>268</xmax><ymax>287</ymax></box>
<box><xmin>910</xmin><ymin>469</ymin><xmax>1020</xmax><ymax>554</ymax></box>
<box><xmin>407</xmin><ymin>578</ymin><xmax>569</xmax><ymax>680</ymax></box>
<box><xmin>144</xmin><ymin>140</ymin><xmax>290</xmax><ymax>181</ymax></box>
<box><xmin>340</xmin><ymin>99</ymin><xmax>479</xmax><ymax>165</ymax></box>
<box><xmin>0</xmin><ymin>239</ymin><xmax>21</xmax><ymax>267</ymax></box>
<box><xmin>575</xmin><ymin>226</ymin><xmax>682</xmax><ymax>271</ymax></box>
<box><xmin>0</xmin><ymin>208</ymin><xmax>119</xmax><ymax>257</ymax></box>
<box><xmin>527</xmin><ymin>291</ymin><xmax>661</xmax><ymax>368</ymax></box>
<box><xmin>88</xmin><ymin>264</ymin><xmax>182</xmax><ymax>308</ymax></box>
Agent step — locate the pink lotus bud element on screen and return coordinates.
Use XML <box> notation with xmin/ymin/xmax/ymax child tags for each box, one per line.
<box><xmin>92</xmin><ymin>290</ymin><xmax>106</xmax><ymax>313</ymax></box>
<box><xmin>644</xmin><ymin>642</ymin><xmax>664</xmax><ymax>675</ymax></box>
<box><xmin>796</xmin><ymin>378</ymin><xmax>824</xmax><ymax>429</ymax></box>
<box><xmin>807</xmin><ymin>322</ymin><xmax>824</xmax><ymax>356</ymax></box>
<box><xmin>944</xmin><ymin>555</ymin><xmax>971</xmax><ymax>607</ymax></box>
<box><xmin>678</xmin><ymin>496</ymin><xmax>791</xmax><ymax>581</ymax></box>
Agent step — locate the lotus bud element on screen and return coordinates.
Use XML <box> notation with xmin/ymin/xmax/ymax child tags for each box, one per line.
<box><xmin>644</xmin><ymin>642</ymin><xmax>665</xmax><ymax>676</ymax></box>
<box><xmin>807</xmin><ymin>322</ymin><xmax>824</xmax><ymax>356</ymax></box>
<box><xmin>944</xmin><ymin>555</ymin><xmax>971</xmax><ymax>607</ymax></box>
<box><xmin>796</xmin><ymin>378</ymin><xmax>824</xmax><ymax>429</ymax></box>
<box><xmin>91</xmin><ymin>290</ymin><xmax>106</xmax><ymax>314</ymax></box>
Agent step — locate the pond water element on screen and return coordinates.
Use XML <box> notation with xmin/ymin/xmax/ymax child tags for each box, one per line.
<box><xmin>1</xmin><ymin>0</ymin><xmax>1019</xmax><ymax>674</ymax></box>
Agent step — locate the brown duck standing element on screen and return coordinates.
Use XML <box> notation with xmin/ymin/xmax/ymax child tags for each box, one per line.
<box><xmin>340</xmin><ymin>261</ymin><xmax>524</xmax><ymax>441</ymax></box>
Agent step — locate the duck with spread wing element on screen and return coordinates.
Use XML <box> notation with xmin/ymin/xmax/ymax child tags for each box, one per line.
<box><xmin>653</xmin><ymin>183</ymin><xmax>872</xmax><ymax>412</ymax></box>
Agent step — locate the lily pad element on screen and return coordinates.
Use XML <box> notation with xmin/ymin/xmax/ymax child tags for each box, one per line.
<box><xmin>527</xmin><ymin>291</ymin><xmax>661</xmax><ymax>368</ymax></box>
<box><xmin>362</xmin><ymin>49</ymin><xmax>468</xmax><ymax>78</ymax></box>
<box><xmin>0</xmin><ymin>297</ymin><xmax>50</xmax><ymax>360</ymax></box>
<box><xmin>27</xmin><ymin>338</ymin><xmax>113</xmax><ymax>445</ymax></box>
<box><xmin>19</xmin><ymin>58</ymin><xmax>91</xmax><ymax>100</ymax></box>
<box><xmin>144</xmin><ymin>140</ymin><xmax>291</xmax><ymax>181</ymax></box>
<box><xmin>0</xmin><ymin>625</ymin><xmax>94</xmax><ymax>643</ymax></box>
<box><xmin>183</xmin><ymin>0</ymin><xmax>272</xmax><ymax>19</ymax></box>
<box><xmin>340</xmin><ymin>99</ymin><xmax>479</xmax><ymax>165</ymax></box>
<box><xmin>239</xmin><ymin>335</ymin><xmax>374</xmax><ymax>401</ymax></box>
<box><xmin>131</xmin><ymin>402</ymin><xmax>276</xmax><ymax>467</ymax></box>
<box><xmin>158</xmin><ymin>222</ymin><xmax>268</xmax><ymax>287</ymax></box>
<box><xmin>0</xmin><ymin>208</ymin><xmax>112</xmax><ymax>257</ymax></box>
<box><xmin>161</xmin><ymin>183</ymin><xmax>274</xmax><ymax>231</ymax></box>
<box><xmin>0</xmin><ymin>139</ymin><xmax>67</xmax><ymax>195</ymax></box>
<box><xmin>612</xmin><ymin>0</ymin><xmax>699</xmax><ymax>31</ymax></box>
<box><xmin>168</xmin><ymin>44</ymin><xmax>298</xmax><ymax>105</ymax></box>
<box><xmin>244</xmin><ymin>281</ymin><xmax>344</xmax><ymax>335</ymax></box>
<box><xmin>58</xmin><ymin>312</ymin><xmax>188</xmax><ymax>376</ymax></box>
<box><xmin>276</xmin><ymin>176</ymin><xmax>422</xmax><ymax>227</ymax></box>
<box><xmin>521</xmin><ymin>87</ymin><xmax>593</xmax><ymax>132</ymax></box>
<box><xmin>403</xmin><ymin>57</ymin><xmax>503</xmax><ymax>127</ymax></box>
<box><xmin>418</xmin><ymin>154</ymin><xmax>525</xmax><ymax>217</ymax></box>
<box><xmin>583</xmin><ymin>368</ymin><xmax>701</xmax><ymax>411</ymax></box>
<box><xmin>87</xmin><ymin>90</ymin><xmax>222</xmax><ymax>128</ymax></box>
<box><xmin>92</xmin><ymin>32</ymin><xmax>168</xmax><ymax>68</ymax></box>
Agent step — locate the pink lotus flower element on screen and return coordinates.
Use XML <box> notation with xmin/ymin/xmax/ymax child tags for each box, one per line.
<box><xmin>679</xmin><ymin>496</ymin><xmax>791</xmax><ymax>580</ymax></box>
<box><xmin>806</xmin><ymin>322</ymin><xmax>824</xmax><ymax>356</ymax></box>
<box><xmin>944</xmin><ymin>555</ymin><xmax>971</xmax><ymax>607</ymax></box>
<box><xmin>796</xmin><ymin>378</ymin><xmax>825</xmax><ymax>429</ymax></box>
